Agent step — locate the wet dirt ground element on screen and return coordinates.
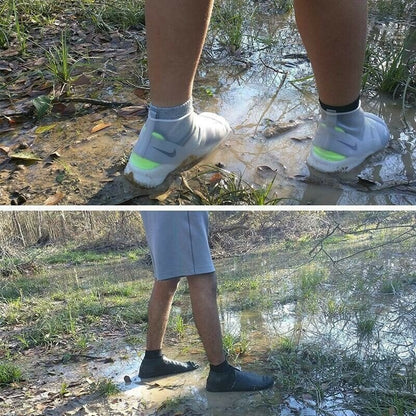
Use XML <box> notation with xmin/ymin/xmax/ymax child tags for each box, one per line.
<box><xmin>1</xmin><ymin>12</ymin><xmax>415</xmax><ymax>205</ymax></box>
<box><xmin>0</xmin><ymin>339</ymin><xmax>281</xmax><ymax>416</ymax></box>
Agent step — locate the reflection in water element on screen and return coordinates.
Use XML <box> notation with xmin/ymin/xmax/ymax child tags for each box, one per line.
<box><xmin>200</xmin><ymin>12</ymin><xmax>416</xmax><ymax>205</ymax></box>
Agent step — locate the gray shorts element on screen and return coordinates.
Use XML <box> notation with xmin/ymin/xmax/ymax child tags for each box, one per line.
<box><xmin>141</xmin><ymin>211</ymin><xmax>215</xmax><ymax>280</ymax></box>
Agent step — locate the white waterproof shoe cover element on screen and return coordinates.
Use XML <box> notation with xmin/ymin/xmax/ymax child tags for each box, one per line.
<box><xmin>307</xmin><ymin>107</ymin><xmax>390</xmax><ymax>173</ymax></box>
<box><xmin>124</xmin><ymin>112</ymin><xmax>230</xmax><ymax>188</ymax></box>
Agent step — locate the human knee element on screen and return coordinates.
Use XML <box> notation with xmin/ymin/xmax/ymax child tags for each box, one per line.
<box><xmin>188</xmin><ymin>272</ymin><xmax>217</xmax><ymax>295</ymax></box>
<box><xmin>155</xmin><ymin>277</ymin><xmax>181</xmax><ymax>295</ymax></box>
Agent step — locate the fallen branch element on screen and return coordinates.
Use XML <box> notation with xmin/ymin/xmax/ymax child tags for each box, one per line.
<box><xmin>1</xmin><ymin>97</ymin><xmax>147</xmax><ymax>120</ymax></box>
<box><xmin>52</xmin><ymin>96</ymin><xmax>141</xmax><ymax>108</ymax></box>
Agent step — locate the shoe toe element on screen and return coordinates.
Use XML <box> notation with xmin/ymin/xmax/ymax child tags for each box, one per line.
<box><xmin>233</xmin><ymin>370</ymin><xmax>274</xmax><ymax>391</ymax></box>
<box><xmin>199</xmin><ymin>112</ymin><xmax>231</xmax><ymax>134</ymax></box>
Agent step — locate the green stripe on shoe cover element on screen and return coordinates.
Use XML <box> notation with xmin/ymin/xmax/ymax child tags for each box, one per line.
<box><xmin>128</xmin><ymin>131</ymin><xmax>165</xmax><ymax>170</ymax></box>
<box><xmin>129</xmin><ymin>152</ymin><xmax>160</xmax><ymax>170</ymax></box>
<box><xmin>312</xmin><ymin>145</ymin><xmax>346</xmax><ymax>162</ymax></box>
<box><xmin>152</xmin><ymin>132</ymin><xmax>165</xmax><ymax>140</ymax></box>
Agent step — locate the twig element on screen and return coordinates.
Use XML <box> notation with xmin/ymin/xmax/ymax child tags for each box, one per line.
<box><xmin>358</xmin><ymin>385</ymin><xmax>416</xmax><ymax>400</ymax></box>
<box><xmin>254</xmin><ymin>61</ymin><xmax>288</xmax><ymax>134</ymax></box>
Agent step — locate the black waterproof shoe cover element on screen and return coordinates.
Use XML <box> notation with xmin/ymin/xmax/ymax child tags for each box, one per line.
<box><xmin>139</xmin><ymin>355</ymin><xmax>199</xmax><ymax>379</ymax></box>
<box><xmin>206</xmin><ymin>366</ymin><xmax>274</xmax><ymax>392</ymax></box>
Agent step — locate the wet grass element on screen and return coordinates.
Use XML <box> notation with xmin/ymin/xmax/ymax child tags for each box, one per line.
<box><xmin>363</xmin><ymin>45</ymin><xmax>416</xmax><ymax>104</ymax></box>
<box><xmin>90</xmin><ymin>378</ymin><xmax>121</xmax><ymax>396</ymax></box>
<box><xmin>181</xmin><ymin>165</ymin><xmax>287</xmax><ymax>205</ymax></box>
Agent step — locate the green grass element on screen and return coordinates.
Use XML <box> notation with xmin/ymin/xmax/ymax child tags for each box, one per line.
<box><xmin>91</xmin><ymin>379</ymin><xmax>120</xmax><ymax>396</ymax></box>
<box><xmin>368</xmin><ymin>0</ymin><xmax>409</xmax><ymax>20</ymax></box>
<box><xmin>173</xmin><ymin>315</ymin><xmax>186</xmax><ymax>338</ymax></box>
<box><xmin>212</xmin><ymin>0</ymin><xmax>247</xmax><ymax>52</ymax></box>
<box><xmin>364</xmin><ymin>46</ymin><xmax>410</xmax><ymax>96</ymax></box>
<box><xmin>90</xmin><ymin>0</ymin><xmax>145</xmax><ymax>32</ymax></box>
<box><xmin>0</xmin><ymin>362</ymin><xmax>23</xmax><ymax>385</ymax></box>
<box><xmin>356</xmin><ymin>315</ymin><xmax>377</xmax><ymax>339</ymax></box>
<box><xmin>46</xmin><ymin>30</ymin><xmax>74</xmax><ymax>86</ymax></box>
<box><xmin>222</xmin><ymin>331</ymin><xmax>249</xmax><ymax>360</ymax></box>
<box><xmin>295</xmin><ymin>264</ymin><xmax>329</xmax><ymax>298</ymax></box>
<box><xmin>43</xmin><ymin>249</ymin><xmax>123</xmax><ymax>265</ymax></box>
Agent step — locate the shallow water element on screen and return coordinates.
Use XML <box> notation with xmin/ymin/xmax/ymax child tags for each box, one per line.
<box><xmin>200</xmin><ymin>14</ymin><xmax>416</xmax><ymax>205</ymax></box>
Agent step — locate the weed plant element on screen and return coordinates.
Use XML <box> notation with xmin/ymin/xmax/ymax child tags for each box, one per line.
<box><xmin>46</xmin><ymin>31</ymin><xmax>73</xmax><ymax>86</ymax></box>
<box><xmin>92</xmin><ymin>0</ymin><xmax>145</xmax><ymax>32</ymax></box>
<box><xmin>186</xmin><ymin>166</ymin><xmax>285</xmax><ymax>205</ymax></box>
<box><xmin>270</xmin><ymin>0</ymin><xmax>293</xmax><ymax>14</ymax></box>
<box><xmin>222</xmin><ymin>332</ymin><xmax>249</xmax><ymax>360</ymax></box>
<box><xmin>363</xmin><ymin>46</ymin><xmax>415</xmax><ymax>99</ymax></box>
<box><xmin>211</xmin><ymin>0</ymin><xmax>247</xmax><ymax>52</ymax></box>
<box><xmin>0</xmin><ymin>362</ymin><xmax>23</xmax><ymax>385</ymax></box>
<box><xmin>91</xmin><ymin>379</ymin><xmax>120</xmax><ymax>396</ymax></box>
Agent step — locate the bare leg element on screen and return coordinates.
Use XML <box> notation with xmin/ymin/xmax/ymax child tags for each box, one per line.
<box><xmin>125</xmin><ymin>0</ymin><xmax>229</xmax><ymax>188</ymax></box>
<box><xmin>294</xmin><ymin>0</ymin><xmax>367</xmax><ymax>106</ymax></box>
<box><xmin>187</xmin><ymin>273</ymin><xmax>225</xmax><ymax>365</ymax></box>
<box><xmin>146</xmin><ymin>278</ymin><xmax>180</xmax><ymax>350</ymax></box>
<box><xmin>145</xmin><ymin>0</ymin><xmax>214</xmax><ymax>107</ymax></box>
<box><xmin>139</xmin><ymin>277</ymin><xmax>199</xmax><ymax>378</ymax></box>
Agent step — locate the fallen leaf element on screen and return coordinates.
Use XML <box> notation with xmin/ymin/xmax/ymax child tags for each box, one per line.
<box><xmin>151</xmin><ymin>189</ymin><xmax>172</xmax><ymax>202</ymax></box>
<box><xmin>118</xmin><ymin>105</ymin><xmax>147</xmax><ymax>118</ymax></box>
<box><xmin>35</xmin><ymin>124</ymin><xmax>57</xmax><ymax>134</ymax></box>
<box><xmin>73</xmin><ymin>74</ymin><xmax>91</xmax><ymax>86</ymax></box>
<box><xmin>10</xmin><ymin>152</ymin><xmax>42</xmax><ymax>163</ymax></box>
<box><xmin>0</xmin><ymin>62</ymin><xmax>12</xmax><ymax>72</ymax></box>
<box><xmin>0</xmin><ymin>146</ymin><xmax>10</xmax><ymax>155</ymax></box>
<box><xmin>49</xmin><ymin>151</ymin><xmax>61</xmax><ymax>159</ymax></box>
<box><xmin>134</xmin><ymin>88</ymin><xmax>149</xmax><ymax>99</ymax></box>
<box><xmin>290</xmin><ymin>136</ymin><xmax>312</xmax><ymax>142</ymax></box>
<box><xmin>91</xmin><ymin>122</ymin><xmax>112</xmax><ymax>133</ymax></box>
<box><xmin>257</xmin><ymin>165</ymin><xmax>277</xmax><ymax>174</ymax></box>
<box><xmin>209</xmin><ymin>172</ymin><xmax>223</xmax><ymax>183</ymax></box>
<box><xmin>52</xmin><ymin>102</ymin><xmax>76</xmax><ymax>115</ymax></box>
<box><xmin>263</xmin><ymin>120</ymin><xmax>301</xmax><ymax>138</ymax></box>
<box><xmin>10</xmin><ymin>193</ymin><xmax>27</xmax><ymax>205</ymax></box>
<box><xmin>44</xmin><ymin>191</ymin><xmax>65</xmax><ymax>205</ymax></box>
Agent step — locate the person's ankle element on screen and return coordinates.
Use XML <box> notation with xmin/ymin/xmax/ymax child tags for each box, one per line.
<box><xmin>144</xmin><ymin>349</ymin><xmax>163</xmax><ymax>360</ymax></box>
<box><xmin>209</xmin><ymin>360</ymin><xmax>232</xmax><ymax>373</ymax></box>
<box><xmin>319</xmin><ymin>96</ymin><xmax>360</xmax><ymax>114</ymax></box>
<box><xmin>148</xmin><ymin>99</ymin><xmax>193</xmax><ymax>120</ymax></box>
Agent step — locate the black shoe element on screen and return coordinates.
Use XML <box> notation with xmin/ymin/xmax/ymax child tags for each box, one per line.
<box><xmin>139</xmin><ymin>355</ymin><xmax>199</xmax><ymax>379</ymax></box>
<box><xmin>206</xmin><ymin>365</ymin><xmax>274</xmax><ymax>392</ymax></box>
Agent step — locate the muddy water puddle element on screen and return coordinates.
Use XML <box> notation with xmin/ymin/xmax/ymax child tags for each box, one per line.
<box><xmin>1</xmin><ymin>11</ymin><xmax>415</xmax><ymax>205</ymax></box>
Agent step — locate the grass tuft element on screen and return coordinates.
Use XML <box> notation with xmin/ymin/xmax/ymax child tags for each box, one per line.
<box><xmin>0</xmin><ymin>362</ymin><xmax>23</xmax><ymax>385</ymax></box>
